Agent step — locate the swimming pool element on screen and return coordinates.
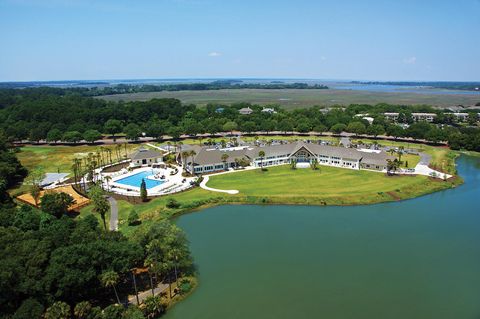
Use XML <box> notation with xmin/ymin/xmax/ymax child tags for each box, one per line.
<box><xmin>115</xmin><ymin>170</ymin><xmax>165</xmax><ymax>189</ymax></box>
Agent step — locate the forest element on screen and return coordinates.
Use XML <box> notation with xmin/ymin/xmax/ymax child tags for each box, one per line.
<box><xmin>0</xmin><ymin>87</ymin><xmax>480</xmax><ymax>151</ymax></box>
<box><xmin>0</xmin><ymin>135</ymin><xmax>194</xmax><ymax>318</ymax></box>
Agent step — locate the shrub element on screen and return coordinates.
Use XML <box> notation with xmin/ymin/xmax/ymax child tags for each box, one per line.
<box><xmin>166</xmin><ymin>198</ymin><xmax>180</xmax><ymax>209</ymax></box>
<box><xmin>179</xmin><ymin>279</ymin><xmax>192</xmax><ymax>294</ymax></box>
<box><xmin>127</xmin><ymin>209</ymin><xmax>140</xmax><ymax>226</ymax></box>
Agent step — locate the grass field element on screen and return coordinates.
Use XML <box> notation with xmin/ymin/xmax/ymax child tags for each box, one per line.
<box><xmin>17</xmin><ymin>144</ymin><xmax>138</xmax><ymax>174</ymax></box>
<box><xmin>12</xmin><ymin>144</ymin><xmax>139</xmax><ymax>196</ymax></box>
<box><xmin>97</xmin><ymin>88</ymin><xmax>480</xmax><ymax>109</ymax></box>
<box><xmin>207</xmin><ymin>165</ymin><xmax>454</xmax><ymax>203</ymax></box>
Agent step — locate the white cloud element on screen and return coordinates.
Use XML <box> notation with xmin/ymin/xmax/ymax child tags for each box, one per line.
<box><xmin>208</xmin><ymin>52</ymin><xmax>222</xmax><ymax>57</ymax></box>
<box><xmin>403</xmin><ymin>56</ymin><xmax>417</xmax><ymax>64</ymax></box>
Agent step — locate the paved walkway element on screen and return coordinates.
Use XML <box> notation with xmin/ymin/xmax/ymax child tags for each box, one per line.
<box><xmin>128</xmin><ymin>283</ymin><xmax>169</xmax><ymax>305</ymax></box>
<box><xmin>200</xmin><ymin>175</ymin><xmax>239</xmax><ymax>194</ymax></box>
<box><xmin>108</xmin><ymin>196</ymin><xmax>118</xmax><ymax>231</ymax></box>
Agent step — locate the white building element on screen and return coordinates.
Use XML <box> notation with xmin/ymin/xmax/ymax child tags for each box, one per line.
<box><xmin>261</xmin><ymin>107</ymin><xmax>277</xmax><ymax>114</ymax></box>
<box><xmin>239</xmin><ymin>107</ymin><xmax>253</xmax><ymax>115</ymax></box>
<box><xmin>384</xmin><ymin>112</ymin><xmax>400</xmax><ymax>121</ymax></box>
<box><xmin>129</xmin><ymin>147</ymin><xmax>163</xmax><ymax>167</ymax></box>
<box><xmin>180</xmin><ymin>141</ymin><xmax>394</xmax><ymax>174</ymax></box>
<box><xmin>451</xmin><ymin>112</ymin><xmax>469</xmax><ymax>122</ymax></box>
<box><xmin>412</xmin><ymin>113</ymin><xmax>437</xmax><ymax>122</ymax></box>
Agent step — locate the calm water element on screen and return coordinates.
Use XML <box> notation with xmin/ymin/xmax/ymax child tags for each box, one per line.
<box><xmin>115</xmin><ymin>170</ymin><xmax>164</xmax><ymax>189</ymax></box>
<box><xmin>166</xmin><ymin>156</ymin><xmax>480</xmax><ymax>319</ymax></box>
<box><xmin>330</xmin><ymin>83</ymin><xmax>480</xmax><ymax>95</ymax></box>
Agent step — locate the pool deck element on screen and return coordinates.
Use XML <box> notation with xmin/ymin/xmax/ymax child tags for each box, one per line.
<box><xmin>99</xmin><ymin>165</ymin><xmax>196</xmax><ymax>197</ymax></box>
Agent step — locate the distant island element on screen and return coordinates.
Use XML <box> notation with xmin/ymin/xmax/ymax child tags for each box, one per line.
<box><xmin>0</xmin><ymin>80</ymin><xmax>329</xmax><ymax>95</ymax></box>
<box><xmin>351</xmin><ymin>81</ymin><xmax>480</xmax><ymax>91</ymax></box>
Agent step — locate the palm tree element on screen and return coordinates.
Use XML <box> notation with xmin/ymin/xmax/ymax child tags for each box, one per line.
<box><xmin>181</xmin><ymin>151</ymin><xmax>189</xmax><ymax>172</ymax></box>
<box><xmin>258</xmin><ymin>150</ymin><xmax>265</xmax><ymax>170</ymax></box>
<box><xmin>221</xmin><ymin>153</ymin><xmax>229</xmax><ymax>170</ymax></box>
<box><xmin>386</xmin><ymin>159</ymin><xmax>401</xmax><ymax>175</ymax></box>
<box><xmin>44</xmin><ymin>301</ymin><xmax>71</xmax><ymax>319</ymax></box>
<box><xmin>89</xmin><ymin>186</ymin><xmax>109</xmax><ymax>230</ymax></box>
<box><xmin>104</xmin><ymin>175</ymin><xmax>112</xmax><ymax>191</ymax></box>
<box><xmin>397</xmin><ymin>146</ymin><xmax>405</xmax><ymax>162</ymax></box>
<box><xmin>106</xmin><ymin>148</ymin><xmax>113</xmax><ymax>165</ymax></box>
<box><xmin>143</xmin><ymin>295</ymin><xmax>165</xmax><ymax>319</ymax></box>
<box><xmin>189</xmin><ymin>150</ymin><xmax>197</xmax><ymax>174</ymax></box>
<box><xmin>100</xmin><ymin>270</ymin><xmax>121</xmax><ymax>304</ymax></box>
<box><xmin>74</xmin><ymin>301</ymin><xmax>92</xmax><ymax>319</ymax></box>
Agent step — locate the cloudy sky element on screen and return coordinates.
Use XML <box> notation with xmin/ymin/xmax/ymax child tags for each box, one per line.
<box><xmin>0</xmin><ymin>0</ymin><xmax>479</xmax><ymax>81</ymax></box>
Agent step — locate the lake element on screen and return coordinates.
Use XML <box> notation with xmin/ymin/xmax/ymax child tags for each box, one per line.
<box><xmin>166</xmin><ymin>155</ymin><xmax>480</xmax><ymax>319</ymax></box>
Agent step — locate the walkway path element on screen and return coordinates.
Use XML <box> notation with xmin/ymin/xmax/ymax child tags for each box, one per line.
<box><xmin>108</xmin><ymin>196</ymin><xmax>118</xmax><ymax>231</ymax></box>
<box><xmin>128</xmin><ymin>283</ymin><xmax>169</xmax><ymax>305</ymax></box>
<box><xmin>200</xmin><ymin>175</ymin><xmax>239</xmax><ymax>194</ymax></box>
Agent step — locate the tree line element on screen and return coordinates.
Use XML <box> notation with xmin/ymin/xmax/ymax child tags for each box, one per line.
<box><xmin>0</xmin><ymin>88</ymin><xmax>480</xmax><ymax>151</ymax></box>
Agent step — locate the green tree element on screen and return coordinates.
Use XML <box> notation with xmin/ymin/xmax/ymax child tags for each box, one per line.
<box><xmin>12</xmin><ymin>298</ymin><xmax>44</xmax><ymax>319</ymax></box>
<box><xmin>123</xmin><ymin>306</ymin><xmax>146</xmax><ymax>319</ymax></box>
<box><xmin>140</xmin><ymin>179</ymin><xmax>148</xmax><ymax>202</ymax></box>
<box><xmin>128</xmin><ymin>209</ymin><xmax>140</xmax><ymax>226</ymax></box>
<box><xmin>223</xmin><ymin>121</ymin><xmax>238</xmax><ymax>133</ymax></box>
<box><xmin>258</xmin><ymin>150</ymin><xmax>265</xmax><ymax>170</ymax></box>
<box><xmin>88</xmin><ymin>186</ymin><xmax>110</xmax><ymax>230</ymax></box>
<box><xmin>100</xmin><ymin>271</ymin><xmax>121</xmax><ymax>305</ymax></box>
<box><xmin>221</xmin><ymin>153</ymin><xmax>229</xmax><ymax>170</ymax></box>
<box><xmin>102</xmin><ymin>304</ymin><xmax>124</xmax><ymax>319</ymax></box>
<box><xmin>47</xmin><ymin>129</ymin><xmax>63</xmax><ymax>144</ymax></box>
<box><xmin>346</xmin><ymin>121</ymin><xmax>366</xmax><ymax>136</ymax></box>
<box><xmin>124</xmin><ymin>123</ymin><xmax>142</xmax><ymax>141</ymax></box>
<box><xmin>73</xmin><ymin>301</ymin><xmax>92</xmax><ymax>319</ymax></box>
<box><xmin>40</xmin><ymin>192</ymin><xmax>74</xmax><ymax>218</ymax></box>
<box><xmin>104</xmin><ymin>119</ymin><xmax>123</xmax><ymax>141</ymax></box>
<box><xmin>278</xmin><ymin>118</ymin><xmax>294</xmax><ymax>133</ymax></box>
<box><xmin>44</xmin><ymin>301</ymin><xmax>71</xmax><ymax>319</ymax></box>
<box><xmin>313</xmin><ymin>124</ymin><xmax>327</xmax><ymax>134</ymax></box>
<box><xmin>142</xmin><ymin>295</ymin><xmax>165</xmax><ymax>319</ymax></box>
<box><xmin>83</xmin><ymin>130</ymin><xmax>102</xmax><ymax>144</ymax></box>
<box><xmin>366</xmin><ymin>124</ymin><xmax>385</xmax><ymax>137</ymax></box>
<box><xmin>330</xmin><ymin>123</ymin><xmax>347</xmax><ymax>134</ymax></box>
<box><xmin>62</xmin><ymin>131</ymin><xmax>82</xmax><ymax>143</ymax></box>
<box><xmin>27</xmin><ymin>169</ymin><xmax>44</xmax><ymax>206</ymax></box>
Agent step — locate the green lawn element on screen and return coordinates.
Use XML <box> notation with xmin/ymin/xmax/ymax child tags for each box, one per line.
<box><xmin>207</xmin><ymin>164</ymin><xmax>456</xmax><ymax>205</ymax></box>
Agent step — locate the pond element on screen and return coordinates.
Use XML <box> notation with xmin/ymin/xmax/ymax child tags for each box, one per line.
<box><xmin>166</xmin><ymin>155</ymin><xmax>480</xmax><ymax>319</ymax></box>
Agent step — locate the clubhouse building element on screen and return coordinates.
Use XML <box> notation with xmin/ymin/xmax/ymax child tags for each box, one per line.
<box><xmin>177</xmin><ymin>141</ymin><xmax>394</xmax><ymax>175</ymax></box>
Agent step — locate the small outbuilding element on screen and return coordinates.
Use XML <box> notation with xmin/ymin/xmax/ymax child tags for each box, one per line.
<box><xmin>129</xmin><ymin>147</ymin><xmax>163</xmax><ymax>166</ymax></box>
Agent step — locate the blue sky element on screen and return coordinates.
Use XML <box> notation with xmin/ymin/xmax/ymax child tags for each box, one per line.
<box><xmin>0</xmin><ymin>0</ymin><xmax>479</xmax><ymax>81</ymax></box>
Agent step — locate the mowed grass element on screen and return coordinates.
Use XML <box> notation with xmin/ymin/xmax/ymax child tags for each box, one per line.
<box><xmin>97</xmin><ymin>88</ymin><xmax>480</xmax><ymax>110</ymax></box>
<box><xmin>206</xmin><ymin>165</ymin><xmax>454</xmax><ymax>205</ymax></box>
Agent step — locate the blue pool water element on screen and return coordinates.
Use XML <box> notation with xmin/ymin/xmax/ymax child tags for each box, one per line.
<box><xmin>115</xmin><ymin>170</ymin><xmax>164</xmax><ymax>189</ymax></box>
